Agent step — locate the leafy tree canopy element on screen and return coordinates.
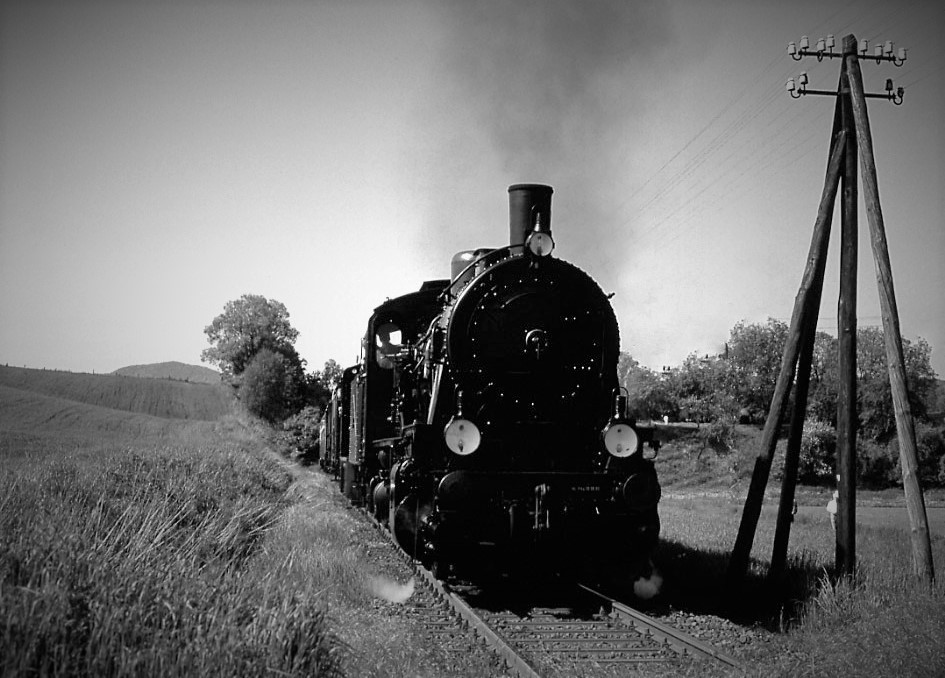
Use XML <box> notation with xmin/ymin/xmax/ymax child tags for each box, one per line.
<box><xmin>320</xmin><ymin>359</ymin><xmax>343</xmax><ymax>389</ymax></box>
<box><xmin>726</xmin><ymin>318</ymin><xmax>788</xmax><ymax>415</ymax></box>
<box><xmin>201</xmin><ymin>294</ymin><xmax>300</xmax><ymax>377</ymax></box>
<box><xmin>808</xmin><ymin>326</ymin><xmax>938</xmax><ymax>440</ymax></box>
<box><xmin>303</xmin><ymin>359</ymin><xmax>345</xmax><ymax>413</ymax></box>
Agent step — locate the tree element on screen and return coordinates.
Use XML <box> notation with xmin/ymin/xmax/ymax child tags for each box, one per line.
<box><xmin>240</xmin><ymin>348</ymin><xmax>305</xmax><ymax>423</ymax></box>
<box><xmin>807</xmin><ymin>327</ymin><xmax>938</xmax><ymax>440</ymax></box>
<box><xmin>300</xmin><ymin>359</ymin><xmax>344</xmax><ymax>414</ymax></box>
<box><xmin>201</xmin><ymin>295</ymin><xmax>300</xmax><ymax>377</ymax></box>
<box><xmin>806</xmin><ymin>331</ymin><xmax>840</xmax><ymax>425</ymax></box>
<box><xmin>725</xmin><ymin>318</ymin><xmax>788</xmax><ymax>417</ymax></box>
<box><xmin>632</xmin><ymin>371</ymin><xmax>680</xmax><ymax>421</ymax></box>
<box><xmin>671</xmin><ymin>353</ymin><xmax>739</xmax><ymax>425</ymax></box>
<box><xmin>320</xmin><ymin>359</ymin><xmax>343</xmax><ymax>390</ymax></box>
<box><xmin>855</xmin><ymin>327</ymin><xmax>938</xmax><ymax>440</ymax></box>
<box><xmin>617</xmin><ymin>352</ymin><xmax>679</xmax><ymax>421</ymax></box>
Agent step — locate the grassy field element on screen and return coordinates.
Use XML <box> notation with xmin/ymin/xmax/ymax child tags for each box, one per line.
<box><xmin>112</xmin><ymin>361</ymin><xmax>222</xmax><ymax>384</ymax></box>
<box><xmin>0</xmin><ymin>370</ymin><xmax>347</xmax><ymax>676</ymax></box>
<box><xmin>0</xmin><ymin>365</ymin><xmax>231</xmax><ymax>421</ymax></box>
<box><xmin>0</xmin><ymin>367</ymin><xmax>501</xmax><ymax>677</ymax></box>
<box><xmin>3</xmin><ymin>367</ymin><xmax>944</xmax><ymax>676</ymax></box>
<box><xmin>652</xmin><ymin>433</ymin><xmax>945</xmax><ymax>677</ymax></box>
<box><xmin>651</xmin><ymin>496</ymin><xmax>945</xmax><ymax>677</ymax></box>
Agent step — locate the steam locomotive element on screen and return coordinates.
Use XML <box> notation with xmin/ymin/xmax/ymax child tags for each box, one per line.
<box><xmin>321</xmin><ymin>184</ymin><xmax>660</xmax><ymax>581</ymax></box>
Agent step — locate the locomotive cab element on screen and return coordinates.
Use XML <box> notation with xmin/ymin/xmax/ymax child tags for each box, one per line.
<box><xmin>339</xmin><ymin>280</ymin><xmax>447</xmax><ymax>507</ymax></box>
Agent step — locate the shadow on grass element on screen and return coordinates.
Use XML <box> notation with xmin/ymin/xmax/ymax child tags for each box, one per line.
<box><xmin>443</xmin><ymin>540</ymin><xmax>832</xmax><ymax>634</ymax></box>
<box><xmin>597</xmin><ymin>538</ymin><xmax>835</xmax><ymax>632</ymax></box>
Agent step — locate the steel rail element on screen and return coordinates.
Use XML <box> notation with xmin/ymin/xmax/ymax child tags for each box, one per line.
<box><xmin>415</xmin><ymin>566</ymin><xmax>542</xmax><ymax>678</ymax></box>
<box><xmin>363</xmin><ymin>505</ymin><xmax>540</xmax><ymax>678</ymax></box>
<box><xmin>577</xmin><ymin>583</ymin><xmax>746</xmax><ymax>671</ymax></box>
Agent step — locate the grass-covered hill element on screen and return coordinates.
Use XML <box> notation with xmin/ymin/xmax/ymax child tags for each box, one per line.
<box><xmin>0</xmin><ymin>384</ymin><xmax>228</xmax><ymax>447</ymax></box>
<box><xmin>0</xmin><ymin>363</ymin><xmax>347</xmax><ymax>677</ymax></box>
<box><xmin>112</xmin><ymin>361</ymin><xmax>221</xmax><ymax>384</ymax></box>
<box><xmin>0</xmin><ymin>365</ymin><xmax>233</xmax><ymax>422</ymax></box>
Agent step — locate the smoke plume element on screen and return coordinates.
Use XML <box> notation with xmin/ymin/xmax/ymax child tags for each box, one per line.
<box><xmin>417</xmin><ymin>0</ymin><xmax>676</xmax><ymax>279</ymax></box>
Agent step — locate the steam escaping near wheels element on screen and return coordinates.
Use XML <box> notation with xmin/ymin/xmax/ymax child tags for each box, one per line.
<box><xmin>633</xmin><ymin>569</ymin><xmax>663</xmax><ymax>600</ymax></box>
<box><xmin>369</xmin><ymin>576</ymin><xmax>416</xmax><ymax>603</ymax></box>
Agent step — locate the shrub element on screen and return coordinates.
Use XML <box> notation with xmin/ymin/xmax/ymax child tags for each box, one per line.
<box><xmin>699</xmin><ymin>417</ymin><xmax>736</xmax><ymax>454</ymax></box>
<box><xmin>857</xmin><ymin>436</ymin><xmax>900</xmax><ymax>488</ymax></box>
<box><xmin>282</xmin><ymin>406</ymin><xmax>322</xmax><ymax>463</ymax></box>
<box><xmin>916</xmin><ymin>422</ymin><xmax>945</xmax><ymax>487</ymax></box>
<box><xmin>798</xmin><ymin>418</ymin><xmax>837</xmax><ymax>483</ymax></box>
<box><xmin>889</xmin><ymin>421</ymin><xmax>945</xmax><ymax>488</ymax></box>
<box><xmin>240</xmin><ymin>348</ymin><xmax>304</xmax><ymax>423</ymax></box>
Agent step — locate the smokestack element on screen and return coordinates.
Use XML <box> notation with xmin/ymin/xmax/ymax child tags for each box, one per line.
<box><xmin>508</xmin><ymin>183</ymin><xmax>553</xmax><ymax>247</ymax></box>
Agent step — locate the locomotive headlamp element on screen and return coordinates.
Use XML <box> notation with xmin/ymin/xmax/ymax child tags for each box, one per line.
<box><xmin>444</xmin><ymin>417</ymin><xmax>481</xmax><ymax>455</ymax></box>
<box><xmin>525</xmin><ymin>231</ymin><xmax>555</xmax><ymax>257</ymax></box>
<box><xmin>444</xmin><ymin>390</ymin><xmax>480</xmax><ymax>455</ymax></box>
<box><xmin>525</xmin><ymin>210</ymin><xmax>554</xmax><ymax>257</ymax></box>
<box><xmin>602</xmin><ymin>388</ymin><xmax>638</xmax><ymax>457</ymax></box>
<box><xmin>602</xmin><ymin>422</ymin><xmax>639</xmax><ymax>458</ymax></box>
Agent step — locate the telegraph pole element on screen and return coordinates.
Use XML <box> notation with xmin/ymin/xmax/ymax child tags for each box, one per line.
<box><xmin>836</xmin><ymin>34</ymin><xmax>858</xmax><ymax>577</ymax></box>
<box><xmin>769</xmin><ymin>125</ymin><xmax>845</xmax><ymax>584</ymax></box>
<box><xmin>729</xmin><ymin>32</ymin><xmax>934</xmax><ymax>587</ymax></box>
<box><xmin>846</xmin><ymin>50</ymin><xmax>935</xmax><ymax>583</ymax></box>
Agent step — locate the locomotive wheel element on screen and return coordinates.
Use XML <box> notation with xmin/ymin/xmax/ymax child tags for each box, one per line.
<box><xmin>372</xmin><ymin>480</ymin><xmax>390</xmax><ymax>521</ymax></box>
<box><xmin>391</xmin><ymin>494</ymin><xmax>420</xmax><ymax>557</ymax></box>
<box><xmin>391</xmin><ymin>494</ymin><xmax>433</xmax><ymax>560</ymax></box>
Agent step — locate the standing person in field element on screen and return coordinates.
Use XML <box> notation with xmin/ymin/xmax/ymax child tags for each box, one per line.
<box><xmin>826</xmin><ymin>475</ymin><xmax>840</xmax><ymax>530</ymax></box>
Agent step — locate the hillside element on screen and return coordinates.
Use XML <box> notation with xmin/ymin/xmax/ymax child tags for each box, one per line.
<box><xmin>0</xmin><ymin>385</ymin><xmax>232</xmax><ymax>448</ymax></box>
<box><xmin>112</xmin><ymin>361</ymin><xmax>221</xmax><ymax>384</ymax></box>
<box><xmin>0</xmin><ymin>365</ymin><xmax>233</xmax><ymax>421</ymax></box>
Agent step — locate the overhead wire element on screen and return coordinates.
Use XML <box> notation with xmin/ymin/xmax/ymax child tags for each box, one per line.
<box><xmin>601</xmin><ymin>0</ymin><xmax>939</xmax><ymax>365</ymax></box>
<box><xmin>611</xmin><ymin>0</ymin><xmax>927</xmax><ymax>254</ymax></box>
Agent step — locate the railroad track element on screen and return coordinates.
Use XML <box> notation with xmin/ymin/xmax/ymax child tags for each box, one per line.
<box><xmin>365</xmin><ymin>508</ymin><xmax>744</xmax><ymax>676</ymax></box>
<box><xmin>421</xmin><ymin>569</ymin><xmax>744</xmax><ymax>676</ymax></box>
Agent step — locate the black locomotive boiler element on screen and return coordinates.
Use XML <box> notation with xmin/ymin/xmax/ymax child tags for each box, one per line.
<box><xmin>321</xmin><ymin>184</ymin><xmax>660</xmax><ymax>581</ymax></box>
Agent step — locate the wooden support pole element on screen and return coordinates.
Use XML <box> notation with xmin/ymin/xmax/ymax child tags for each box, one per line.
<box><xmin>845</xmin><ymin>48</ymin><xmax>935</xmax><ymax>583</ymax></box>
<box><xmin>769</xmin><ymin>129</ymin><xmax>845</xmax><ymax>583</ymax></box>
<box><xmin>727</xmin><ymin>132</ymin><xmax>848</xmax><ymax>588</ymax></box>
<box><xmin>836</xmin><ymin>35</ymin><xmax>858</xmax><ymax>577</ymax></box>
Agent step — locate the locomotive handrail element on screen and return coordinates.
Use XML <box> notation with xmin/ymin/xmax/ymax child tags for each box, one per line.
<box><xmin>415</xmin><ymin>317</ymin><xmax>440</xmax><ymax>351</ymax></box>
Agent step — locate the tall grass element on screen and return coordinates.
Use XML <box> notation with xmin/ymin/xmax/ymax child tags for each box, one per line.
<box><xmin>0</xmin><ymin>435</ymin><xmax>344</xmax><ymax>677</ymax></box>
<box><xmin>656</xmin><ymin>496</ymin><xmax>945</xmax><ymax>677</ymax></box>
<box><xmin>788</xmin><ymin>537</ymin><xmax>945</xmax><ymax>677</ymax></box>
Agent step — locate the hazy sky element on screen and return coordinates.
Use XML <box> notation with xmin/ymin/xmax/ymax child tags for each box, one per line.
<box><xmin>2</xmin><ymin>0</ymin><xmax>943</xmax><ymax>377</ymax></box>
